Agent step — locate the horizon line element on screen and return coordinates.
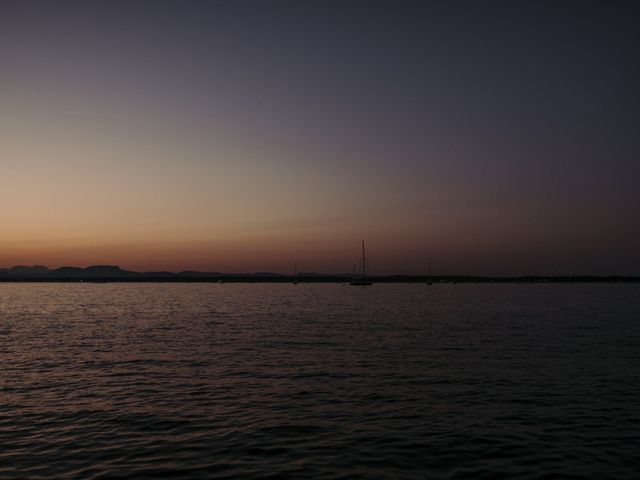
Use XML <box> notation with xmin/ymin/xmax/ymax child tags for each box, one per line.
<box><xmin>1</xmin><ymin>264</ymin><xmax>638</xmax><ymax>279</ymax></box>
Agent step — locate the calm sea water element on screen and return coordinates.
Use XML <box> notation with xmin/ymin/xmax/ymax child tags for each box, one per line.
<box><xmin>1</xmin><ymin>283</ymin><xmax>639</xmax><ymax>479</ymax></box>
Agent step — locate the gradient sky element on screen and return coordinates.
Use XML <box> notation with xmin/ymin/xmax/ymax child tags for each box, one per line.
<box><xmin>2</xmin><ymin>0</ymin><xmax>639</xmax><ymax>275</ymax></box>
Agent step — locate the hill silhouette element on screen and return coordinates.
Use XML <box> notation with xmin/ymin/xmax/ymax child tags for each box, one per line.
<box><xmin>0</xmin><ymin>264</ymin><xmax>638</xmax><ymax>283</ymax></box>
<box><xmin>0</xmin><ymin>265</ymin><xmax>51</xmax><ymax>276</ymax></box>
<box><xmin>49</xmin><ymin>265</ymin><xmax>140</xmax><ymax>278</ymax></box>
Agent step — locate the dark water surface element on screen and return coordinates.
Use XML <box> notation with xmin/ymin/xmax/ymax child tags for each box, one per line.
<box><xmin>1</xmin><ymin>283</ymin><xmax>639</xmax><ymax>479</ymax></box>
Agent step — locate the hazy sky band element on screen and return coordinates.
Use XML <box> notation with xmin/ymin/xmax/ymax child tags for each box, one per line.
<box><xmin>1</xmin><ymin>1</ymin><xmax>639</xmax><ymax>275</ymax></box>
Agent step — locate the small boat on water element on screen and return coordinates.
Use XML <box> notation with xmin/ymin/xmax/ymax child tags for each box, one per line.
<box><xmin>350</xmin><ymin>240</ymin><xmax>373</xmax><ymax>286</ymax></box>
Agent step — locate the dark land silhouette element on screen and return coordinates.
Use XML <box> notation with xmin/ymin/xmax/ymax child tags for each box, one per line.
<box><xmin>0</xmin><ymin>265</ymin><xmax>637</xmax><ymax>283</ymax></box>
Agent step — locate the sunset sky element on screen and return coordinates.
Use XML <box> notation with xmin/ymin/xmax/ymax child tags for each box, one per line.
<box><xmin>2</xmin><ymin>1</ymin><xmax>639</xmax><ymax>275</ymax></box>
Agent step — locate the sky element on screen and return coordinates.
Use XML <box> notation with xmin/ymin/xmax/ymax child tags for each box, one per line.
<box><xmin>1</xmin><ymin>0</ymin><xmax>639</xmax><ymax>275</ymax></box>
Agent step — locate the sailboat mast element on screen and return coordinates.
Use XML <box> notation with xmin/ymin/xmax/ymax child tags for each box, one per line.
<box><xmin>350</xmin><ymin>240</ymin><xmax>372</xmax><ymax>286</ymax></box>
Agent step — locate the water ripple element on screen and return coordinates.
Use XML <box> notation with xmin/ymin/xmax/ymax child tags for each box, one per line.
<box><xmin>1</xmin><ymin>283</ymin><xmax>639</xmax><ymax>479</ymax></box>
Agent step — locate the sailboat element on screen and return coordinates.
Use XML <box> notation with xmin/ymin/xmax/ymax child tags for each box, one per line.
<box><xmin>350</xmin><ymin>240</ymin><xmax>373</xmax><ymax>286</ymax></box>
<box><xmin>293</xmin><ymin>261</ymin><xmax>298</xmax><ymax>285</ymax></box>
<box><xmin>427</xmin><ymin>257</ymin><xmax>433</xmax><ymax>285</ymax></box>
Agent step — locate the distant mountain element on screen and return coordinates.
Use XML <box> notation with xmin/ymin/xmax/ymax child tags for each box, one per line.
<box><xmin>0</xmin><ymin>265</ymin><xmax>638</xmax><ymax>282</ymax></box>
<box><xmin>2</xmin><ymin>265</ymin><xmax>51</xmax><ymax>276</ymax></box>
<box><xmin>0</xmin><ymin>264</ymin><xmax>284</xmax><ymax>280</ymax></box>
<box><xmin>175</xmin><ymin>270</ymin><xmax>226</xmax><ymax>277</ymax></box>
<box><xmin>175</xmin><ymin>271</ymin><xmax>283</xmax><ymax>277</ymax></box>
<box><xmin>50</xmin><ymin>265</ymin><xmax>141</xmax><ymax>278</ymax></box>
<box><xmin>143</xmin><ymin>271</ymin><xmax>181</xmax><ymax>277</ymax></box>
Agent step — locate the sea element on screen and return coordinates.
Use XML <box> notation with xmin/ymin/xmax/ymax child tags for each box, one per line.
<box><xmin>1</xmin><ymin>283</ymin><xmax>638</xmax><ymax>479</ymax></box>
